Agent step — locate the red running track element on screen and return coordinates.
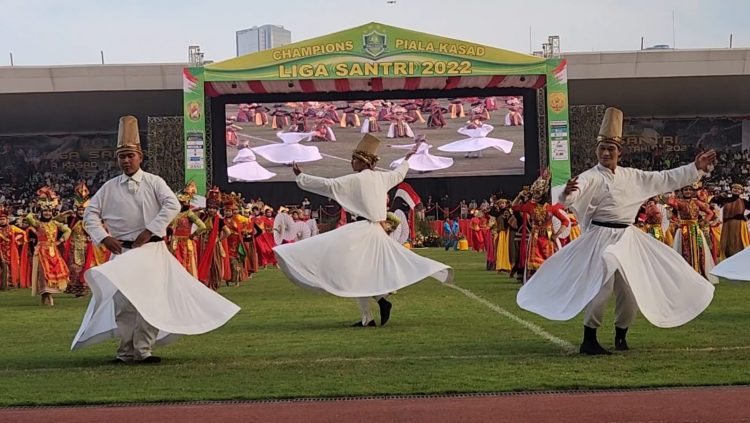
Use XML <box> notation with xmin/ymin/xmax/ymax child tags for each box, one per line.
<box><xmin>2</xmin><ymin>387</ymin><xmax>749</xmax><ymax>423</ymax></box>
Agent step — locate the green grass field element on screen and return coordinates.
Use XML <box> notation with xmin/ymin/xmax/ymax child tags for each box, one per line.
<box><xmin>1</xmin><ymin>249</ymin><xmax>749</xmax><ymax>406</ymax></box>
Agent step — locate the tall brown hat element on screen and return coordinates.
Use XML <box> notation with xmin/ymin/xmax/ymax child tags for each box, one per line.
<box><xmin>117</xmin><ymin>116</ymin><xmax>142</xmax><ymax>155</ymax></box>
<box><xmin>597</xmin><ymin>107</ymin><xmax>623</xmax><ymax>146</ymax></box>
<box><xmin>352</xmin><ymin>133</ymin><xmax>381</xmax><ymax>166</ymax></box>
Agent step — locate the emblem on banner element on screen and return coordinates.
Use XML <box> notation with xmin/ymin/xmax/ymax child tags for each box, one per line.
<box><xmin>549</xmin><ymin>92</ymin><xmax>567</xmax><ymax>113</ymax></box>
<box><xmin>363</xmin><ymin>30</ymin><xmax>387</xmax><ymax>58</ymax></box>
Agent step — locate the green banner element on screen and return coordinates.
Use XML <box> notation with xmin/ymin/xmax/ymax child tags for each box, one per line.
<box><xmin>545</xmin><ymin>58</ymin><xmax>571</xmax><ymax>189</ymax></box>
<box><xmin>205</xmin><ymin>22</ymin><xmax>547</xmax><ymax>81</ymax></box>
<box><xmin>183</xmin><ymin>67</ymin><xmax>207</xmax><ymax>195</ymax></box>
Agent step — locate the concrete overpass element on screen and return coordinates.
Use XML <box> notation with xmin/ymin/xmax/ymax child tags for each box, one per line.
<box><xmin>1</xmin><ymin>48</ymin><xmax>750</xmax><ymax>134</ymax></box>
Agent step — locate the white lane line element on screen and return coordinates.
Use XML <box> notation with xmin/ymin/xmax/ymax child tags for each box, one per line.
<box><xmin>236</xmin><ymin>132</ymin><xmax>390</xmax><ymax>171</ymax></box>
<box><xmin>444</xmin><ymin>283</ymin><xmax>577</xmax><ymax>353</ymax></box>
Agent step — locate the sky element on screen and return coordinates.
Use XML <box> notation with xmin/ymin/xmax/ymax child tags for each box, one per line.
<box><xmin>2</xmin><ymin>0</ymin><xmax>750</xmax><ymax>66</ymax></box>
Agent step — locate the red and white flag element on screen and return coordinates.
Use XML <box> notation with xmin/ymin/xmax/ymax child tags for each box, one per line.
<box><xmin>394</xmin><ymin>182</ymin><xmax>421</xmax><ymax>209</ymax></box>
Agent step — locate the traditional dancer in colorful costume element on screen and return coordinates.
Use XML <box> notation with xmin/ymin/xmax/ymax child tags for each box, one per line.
<box><xmin>26</xmin><ymin>187</ymin><xmax>71</xmax><ymax>306</ymax></box>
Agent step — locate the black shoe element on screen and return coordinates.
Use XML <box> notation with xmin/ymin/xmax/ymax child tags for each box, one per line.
<box><xmin>378</xmin><ymin>298</ymin><xmax>392</xmax><ymax>326</ymax></box>
<box><xmin>579</xmin><ymin>326</ymin><xmax>612</xmax><ymax>356</ymax></box>
<box><xmin>138</xmin><ymin>356</ymin><xmax>162</xmax><ymax>364</ymax></box>
<box><xmin>579</xmin><ymin>340</ymin><xmax>612</xmax><ymax>355</ymax></box>
<box><xmin>351</xmin><ymin>320</ymin><xmax>376</xmax><ymax>327</ymax></box>
<box><xmin>615</xmin><ymin>327</ymin><xmax>629</xmax><ymax>351</ymax></box>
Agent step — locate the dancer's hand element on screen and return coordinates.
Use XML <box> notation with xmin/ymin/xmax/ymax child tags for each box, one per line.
<box><xmin>292</xmin><ymin>162</ymin><xmax>302</xmax><ymax>176</ymax></box>
<box><xmin>132</xmin><ymin>229</ymin><xmax>153</xmax><ymax>249</ymax></box>
<box><xmin>694</xmin><ymin>149</ymin><xmax>717</xmax><ymax>172</ymax></box>
<box><xmin>563</xmin><ymin>177</ymin><xmax>579</xmax><ymax>196</ymax></box>
<box><xmin>101</xmin><ymin>236</ymin><xmax>123</xmax><ymax>255</ymax></box>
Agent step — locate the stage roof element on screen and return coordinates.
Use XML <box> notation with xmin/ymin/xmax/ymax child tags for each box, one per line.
<box><xmin>201</xmin><ymin>22</ymin><xmax>550</xmax><ymax>95</ymax></box>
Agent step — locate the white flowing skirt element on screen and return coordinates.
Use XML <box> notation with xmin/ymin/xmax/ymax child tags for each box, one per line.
<box><xmin>711</xmin><ymin>245</ymin><xmax>750</xmax><ymax>282</ymax></box>
<box><xmin>274</xmin><ymin>220</ymin><xmax>453</xmax><ymax>297</ymax></box>
<box><xmin>517</xmin><ymin>225</ymin><xmax>714</xmax><ymax>328</ymax></box>
<box><xmin>228</xmin><ymin>161</ymin><xmax>276</xmax><ymax>182</ymax></box>
<box><xmin>437</xmin><ymin>137</ymin><xmax>514</xmax><ymax>154</ymax></box>
<box><xmin>71</xmin><ymin>243</ymin><xmax>241</xmax><ymax>350</ymax></box>
<box><xmin>390</xmin><ymin>153</ymin><xmax>453</xmax><ymax>172</ymax></box>
<box><xmin>252</xmin><ymin>144</ymin><xmax>323</xmax><ymax>164</ymax></box>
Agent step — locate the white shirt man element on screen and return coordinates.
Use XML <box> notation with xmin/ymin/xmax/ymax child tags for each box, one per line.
<box><xmin>75</xmin><ymin>116</ymin><xmax>239</xmax><ymax>364</ymax></box>
<box><xmin>517</xmin><ymin>108</ymin><xmax>717</xmax><ymax>355</ymax></box>
<box><xmin>83</xmin><ymin>147</ymin><xmax>180</xmax><ymax>364</ymax></box>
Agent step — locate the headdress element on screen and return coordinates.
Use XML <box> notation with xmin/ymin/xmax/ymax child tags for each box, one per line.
<box><xmin>36</xmin><ymin>187</ymin><xmax>60</xmax><ymax>211</ymax></box>
<box><xmin>691</xmin><ymin>181</ymin><xmax>703</xmax><ymax>190</ymax></box>
<box><xmin>222</xmin><ymin>192</ymin><xmax>241</xmax><ymax>211</ymax></box>
<box><xmin>731</xmin><ymin>183</ymin><xmax>744</xmax><ymax>190</ymax></box>
<box><xmin>206</xmin><ymin>186</ymin><xmax>222</xmax><ymax>208</ymax></box>
<box><xmin>177</xmin><ymin>180</ymin><xmax>198</xmax><ymax>204</ymax></box>
<box><xmin>73</xmin><ymin>181</ymin><xmax>90</xmax><ymax>209</ymax></box>
<box><xmin>116</xmin><ymin>116</ymin><xmax>142</xmax><ymax>156</ymax></box>
<box><xmin>596</xmin><ymin>107</ymin><xmax>623</xmax><ymax>147</ymax></box>
<box><xmin>278</xmin><ymin>206</ymin><xmax>289</xmax><ymax>214</ymax></box>
<box><xmin>530</xmin><ymin>169</ymin><xmax>551</xmax><ymax>198</ymax></box>
<box><xmin>352</xmin><ymin>133</ymin><xmax>381</xmax><ymax>167</ymax></box>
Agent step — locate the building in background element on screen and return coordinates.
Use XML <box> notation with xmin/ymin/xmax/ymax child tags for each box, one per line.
<box><xmin>236</xmin><ymin>25</ymin><xmax>291</xmax><ymax>56</ymax></box>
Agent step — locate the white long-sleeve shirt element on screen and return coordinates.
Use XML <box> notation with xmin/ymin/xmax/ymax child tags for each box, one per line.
<box><xmin>84</xmin><ymin>169</ymin><xmax>181</xmax><ymax>244</ymax></box>
<box><xmin>295</xmin><ymin>161</ymin><xmax>409</xmax><ymax>222</ymax></box>
<box><xmin>559</xmin><ymin>163</ymin><xmax>702</xmax><ymax>230</ymax></box>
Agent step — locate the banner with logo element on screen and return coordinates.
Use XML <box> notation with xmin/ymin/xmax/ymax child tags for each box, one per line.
<box><xmin>204</xmin><ymin>23</ymin><xmax>547</xmax><ymax>81</ymax></box>
<box><xmin>545</xmin><ymin>58</ymin><xmax>571</xmax><ymax>189</ymax></box>
<box><xmin>183</xmin><ymin>67</ymin><xmax>207</xmax><ymax>194</ymax></box>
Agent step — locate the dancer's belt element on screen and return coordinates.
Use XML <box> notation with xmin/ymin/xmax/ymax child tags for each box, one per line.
<box><xmin>119</xmin><ymin>236</ymin><xmax>164</xmax><ymax>249</ymax></box>
<box><xmin>591</xmin><ymin>221</ymin><xmax>630</xmax><ymax>229</ymax></box>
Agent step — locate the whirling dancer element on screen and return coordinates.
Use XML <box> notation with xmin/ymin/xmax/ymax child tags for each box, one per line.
<box><xmin>386</xmin><ymin>106</ymin><xmax>415</xmax><ymax>138</ymax></box>
<box><xmin>504</xmin><ymin>96</ymin><xmax>524</xmax><ymax>126</ymax></box>
<box><xmin>517</xmin><ymin>107</ymin><xmax>716</xmax><ymax>355</ymax></box>
<box><xmin>711</xmin><ymin>243</ymin><xmax>750</xmax><ymax>282</ymax></box>
<box><xmin>312</xmin><ymin>111</ymin><xmax>337</xmax><ymax>142</ymax></box>
<box><xmin>228</xmin><ymin>148</ymin><xmax>277</xmax><ymax>182</ymax></box>
<box><xmin>270</xmin><ymin>105</ymin><xmax>291</xmax><ymax>130</ymax></box>
<box><xmin>73</xmin><ymin>116</ymin><xmax>240</xmax><ymax>363</ymax></box>
<box><xmin>289</xmin><ymin>109</ymin><xmax>308</xmax><ymax>132</ymax></box>
<box><xmin>426</xmin><ymin>100</ymin><xmax>447</xmax><ymax>129</ymax></box>
<box><xmin>225</xmin><ymin>117</ymin><xmax>242</xmax><ymax>146</ymax></box>
<box><xmin>389</xmin><ymin>134</ymin><xmax>453</xmax><ymax>173</ymax></box>
<box><xmin>438</xmin><ymin>123</ymin><xmax>514</xmax><ymax>158</ymax></box>
<box><xmin>448</xmin><ymin>98</ymin><xmax>465</xmax><ymax>119</ymax></box>
<box><xmin>253</xmin><ymin>131</ymin><xmax>323</xmax><ymax>165</ymax></box>
<box><xmin>359</xmin><ymin>102</ymin><xmax>381</xmax><ymax>133</ymax></box>
<box><xmin>275</xmin><ymin>134</ymin><xmax>453</xmax><ymax>327</ymax></box>
<box><xmin>249</xmin><ymin>103</ymin><xmax>269</xmax><ymax>126</ymax></box>
<box><xmin>338</xmin><ymin>102</ymin><xmax>361</xmax><ymax>128</ymax></box>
